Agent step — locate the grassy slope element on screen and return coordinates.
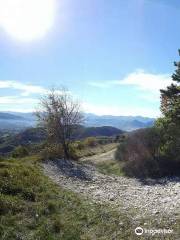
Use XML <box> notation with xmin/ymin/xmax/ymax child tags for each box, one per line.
<box><xmin>77</xmin><ymin>143</ymin><xmax>118</xmax><ymax>158</ymax></box>
<box><xmin>0</xmin><ymin>155</ymin><xmax>133</xmax><ymax>240</ymax></box>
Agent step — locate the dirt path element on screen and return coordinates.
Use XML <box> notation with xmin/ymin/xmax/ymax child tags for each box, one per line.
<box><xmin>81</xmin><ymin>148</ymin><xmax>116</xmax><ymax>163</ymax></box>
<box><xmin>43</xmin><ymin>150</ymin><xmax>180</xmax><ymax>221</ymax></box>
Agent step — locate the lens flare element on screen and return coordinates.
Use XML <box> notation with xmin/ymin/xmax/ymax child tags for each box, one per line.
<box><xmin>0</xmin><ymin>0</ymin><xmax>56</xmax><ymax>41</ymax></box>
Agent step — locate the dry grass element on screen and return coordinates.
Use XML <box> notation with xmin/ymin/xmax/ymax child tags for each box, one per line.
<box><xmin>77</xmin><ymin>143</ymin><xmax>118</xmax><ymax>158</ymax></box>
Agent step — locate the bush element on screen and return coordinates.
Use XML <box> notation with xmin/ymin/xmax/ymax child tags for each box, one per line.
<box><xmin>11</xmin><ymin>145</ymin><xmax>29</xmax><ymax>158</ymax></box>
<box><xmin>68</xmin><ymin>144</ymin><xmax>79</xmax><ymax>160</ymax></box>
<box><xmin>74</xmin><ymin>141</ymin><xmax>85</xmax><ymax>150</ymax></box>
<box><xmin>40</xmin><ymin>144</ymin><xmax>64</xmax><ymax>160</ymax></box>
<box><xmin>97</xmin><ymin>137</ymin><xmax>112</xmax><ymax>145</ymax></box>
<box><xmin>115</xmin><ymin>128</ymin><xmax>164</xmax><ymax>178</ymax></box>
<box><xmin>41</xmin><ymin>143</ymin><xmax>79</xmax><ymax>160</ymax></box>
<box><xmin>84</xmin><ymin>137</ymin><xmax>97</xmax><ymax>147</ymax></box>
<box><xmin>0</xmin><ymin>194</ymin><xmax>24</xmax><ymax>215</ymax></box>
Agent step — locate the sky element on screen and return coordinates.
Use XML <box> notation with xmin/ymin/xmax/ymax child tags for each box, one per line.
<box><xmin>0</xmin><ymin>0</ymin><xmax>179</xmax><ymax>117</ymax></box>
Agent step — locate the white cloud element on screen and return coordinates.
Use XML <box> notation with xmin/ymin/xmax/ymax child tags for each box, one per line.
<box><xmin>0</xmin><ymin>96</ymin><xmax>38</xmax><ymax>104</ymax></box>
<box><xmin>118</xmin><ymin>69</ymin><xmax>171</xmax><ymax>93</ymax></box>
<box><xmin>0</xmin><ymin>81</ymin><xmax>73</xmax><ymax>112</ymax></box>
<box><xmin>88</xmin><ymin>70</ymin><xmax>172</xmax><ymax>102</ymax></box>
<box><xmin>0</xmin><ymin>80</ymin><xmax>45</xmax><ymax>112</ymax></box>
<box><xmin>0</xmin><ymin>80</ymin><xmax>46</xmax><ymax>96</ymax></box>
<box><xmin>83</xmin><ymin>102</ymin><xmax>160</xmax><ymax>118</ymax></box>
<box><xmin>0</xmin><ymin>107</ymin><xmax>35</xmax><ymax>113</ymax></box>
<box><xmin>0</xmin><ymin>73</ymin><xmax>168</xmax><ymax>116</ymax></box>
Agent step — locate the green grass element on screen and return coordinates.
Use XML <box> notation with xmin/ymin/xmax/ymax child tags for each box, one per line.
<box><xmin>95</xmin><ymin>160</ymin><xmax>124</xmax><ymax>176</ymax></box>
<box><xmin>0</xmin><ymin>156</ymin><xmax>134</xmax><ymax>240</ymax></box>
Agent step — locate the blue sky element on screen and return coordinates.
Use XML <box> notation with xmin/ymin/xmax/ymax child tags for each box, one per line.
<box><xmin>0</xmin><ymin>0</ymin><xmax>179</xmax><ymax>117</ymax></box>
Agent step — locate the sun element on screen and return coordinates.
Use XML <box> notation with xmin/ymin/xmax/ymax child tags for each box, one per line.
<box><xmin>0</xmin><ymin>0</ymin><xmax>56</xmax><ymax>42</ymax></box>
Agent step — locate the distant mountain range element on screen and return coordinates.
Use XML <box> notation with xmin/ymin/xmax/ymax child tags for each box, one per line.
<box><xmin>0</xmin><ymin>112</ymin><xmax>155</xmax><ymax>132</ymax></box>
<box><xmin>0</xmin><ymin>112</ymin><xmax>35</xmax><ymax>132</ymax></box>
<box><xmin>84</xmin><ymin>113</ymin><xmax>155</xmax><ymax>131</ymax></box>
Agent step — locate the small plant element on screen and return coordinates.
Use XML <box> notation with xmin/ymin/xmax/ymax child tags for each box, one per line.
<box><xmin>41</xmin><ymin>143</ymin><xmax>79</xmax><ymax>160</ymax></box>
<box><xmin>84</xmin><ymin>137</ymin><xmax>97</xmax><ymax>147</ymax></box>
<box><xmin>40</xmin><ymin>144</ymin><xmax>64</xmax><ymax>160</ymax></box>
<box><xmin>53</xmin><ymin>218</ymin><xmax>64</xmax><ymax>233</ymax></box>
<box><xmin>11</xmin><ymin>145</ymin><xmax>29</xmax><ymax>158</ymax></box>
<box><xmin>74</xmin><ymin>141</ymin><xmax>85</xmax><ymax>150</ymax></box>
<box><xmin>68</xmin><ymin>144</ymin><xmax>79</xmax><ymax>160</ymax></box>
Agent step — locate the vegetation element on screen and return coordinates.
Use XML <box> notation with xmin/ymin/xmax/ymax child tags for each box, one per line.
<box><xmin>0</xmin><ymin>125</ymin><xmax>122</xmax><ymax>158</ymax></box>
<box><xmin>156</xmin><ymin>51</ymin><xmax>180</xmax><ymax>174</ymax></box>
<box><xmin>95</xmin><ymin>160</ymin><xmax>124</xmax><ymax>176</ymax></box>
<box><xmin>78</xmin><ymin>143</ymin><xmax>118</xmax><ymax>158</ymax></box>
<box><xmin>115</xmin><ymin>51</ymin><xmax>180</xmax><ymax>178</ymax></box>
<box><xmin>0</xmin><ymin>51</ymin><xmax>179</xmax><ymax>238</ymax></box>
<box><xmin>0</xmin><ymin>156</ymin><xmax>179</xmax><ymax>239</ymax></box>
<box><xmin>11</xmin><ymin>145</ymin><xmax>29</xmax><ymax>158</ymax></box>
<box><xmin>76</xmin><ymin>126</ymin><xmax>124</xmax><ymax>138</ymax></box>
<box><xmin>115</xmin><ymin>128</ymin><xmax>162</xmax><ymax>177</ymax></box>
<box><xmin>83</xmin><ymin>137</ymin><xmax>97</xmax><ymax>147</ymax></box>
<box><xmin>0</xmin><ymin>156</ymin><xmax>135</xmax><ymax>240</ymax></box>
<box><xmin>36</xmin><ymin>88</ymin><xmax>84</xmax><ymax>159</ymax></box>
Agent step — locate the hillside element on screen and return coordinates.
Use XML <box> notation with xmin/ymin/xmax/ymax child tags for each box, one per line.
<box><xmin>0</xmin><ymin>126</ymin><xmax>123</xmax><ymax>154</ymax></box>
<box><xmin>0</xmin><ymin>112</ymin><xmax>35</xmax><ymax>132</ymax></box>
<box><xmin>0</xmin><ymin>112</ymin><xmax>24</xmax><ymax>120</ymax></box>
<box><xmin>74</xmin><ymin>125</ymin><xmax>124</xmax><ymax>138</ymax></box>
<box><xmin>0</xmin><ymin>156</ymin><xmax>134</xmax><ymax>239</ymax></box>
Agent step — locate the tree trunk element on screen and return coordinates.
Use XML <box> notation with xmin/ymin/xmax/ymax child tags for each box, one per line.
<box><xmin>63</xmin><ymin>143</ymin><xmax>70</xmax><ymax>159</ymax></box>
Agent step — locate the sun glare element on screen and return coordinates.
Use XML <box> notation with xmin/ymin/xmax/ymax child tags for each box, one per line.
<box><xmin>0</xmin><ymin>0</ymin><xmax>56</xmax><ymax>42</ymax></box>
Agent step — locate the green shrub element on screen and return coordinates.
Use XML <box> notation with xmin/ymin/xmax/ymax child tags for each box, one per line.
<box><xmin>40</xmin><ymin>144</ymin><xmax>64</xmax><ymax>160</ymax></box>
<box><xmin>84</xmin><ymin>137</ymin><xmax>97</xmax><ymax>147</ymax></box>
<box><xmin>53</xmin><ymin>217</ymin><xmax>64</xmax><ymax>233</ymax></box>
<box><xmin>74</xmin><ymin>141</ymin><xmax>85</xmax><ymax>150</ymax></box>
<box><xmin>41</xmin><ymin>143</ymin><xmax>79</xmax><ymax>160</ymax></box>
<box><xmin>97</xmin><ymin>137</ymin><xmax>110</xmax><ymax>145</ymax></box>
<box><xmin>0</xmin><ymin>194</ymin><xmax>24</xmax><ymax>215</ymax></box>
<box><xmin>11</xmin><ymin>145</ymin><xmax>29</xmax><ymax>158</ymax></box>
<box><xmin>68</xmin><ymin>144</ymin><xmax>79</xmax><ymax>160</ymax></box>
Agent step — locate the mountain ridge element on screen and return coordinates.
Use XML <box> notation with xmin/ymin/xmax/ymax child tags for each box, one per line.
<box><xmin>0</xmin><ymin>111</ymin><xmax>155</xmax><ymax>131</ymax></box>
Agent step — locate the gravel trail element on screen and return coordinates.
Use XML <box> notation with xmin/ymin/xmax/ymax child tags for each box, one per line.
<box><xmin>43</xmin><ymin>150</ymin><xmax>180</xmax><ymax>220</ymax></box>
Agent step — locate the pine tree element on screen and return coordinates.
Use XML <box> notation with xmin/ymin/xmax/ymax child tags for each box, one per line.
<box><xmin>157</xmin><ymin>50</ymin><xmax>180</xmax><ymax>174</ymax></box>
<box><xmin>160</xmin><ymin>51</ymin><xmax>180</xmax><ymax>122</ymax></box>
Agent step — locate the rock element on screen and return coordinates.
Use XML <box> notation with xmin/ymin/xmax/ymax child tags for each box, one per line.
<box><xmin>154</xmin><ymin>210</ymin><xmax>160</xmax><ymax>215</ymax></box>
<box><xmin>109</xmin><ymin>195</ymin><xmax>115</xmax><ymax>201</ymax></box>
<box><xmin>119</xmin><ymin>222</ymin><xmax>124</xmax><ymax>227</ymax></box>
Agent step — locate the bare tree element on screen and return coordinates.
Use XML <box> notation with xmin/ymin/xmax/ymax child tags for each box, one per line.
<box><xmin>36</xmin><ymin>88</ymin><xmax>84</xmax><ymax>159</ymax></box>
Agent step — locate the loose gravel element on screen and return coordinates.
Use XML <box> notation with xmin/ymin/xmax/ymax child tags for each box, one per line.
<box><xmin>43</xmin><ymin>150</ymin><xmax>180</xmax><ymax>220</ymax></box>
